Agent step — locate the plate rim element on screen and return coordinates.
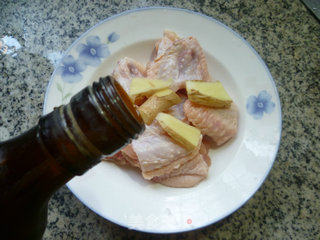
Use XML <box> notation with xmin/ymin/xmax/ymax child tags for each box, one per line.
<box><xmin>43</xmin><ymin>6</ymin><xmax>282</xmax><ymax>234</ymax></box>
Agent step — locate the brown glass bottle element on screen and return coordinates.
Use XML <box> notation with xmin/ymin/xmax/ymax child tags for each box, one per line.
<box><xmin>0</xmin><ymin>76</ymin><xmax>144</xmax><ymax>240</ymax></box>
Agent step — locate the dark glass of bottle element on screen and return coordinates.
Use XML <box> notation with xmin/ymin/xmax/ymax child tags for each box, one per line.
<box><xmin>0</xmin><ymin>76</ymin><xmax>145</xmax><ymax>240</ymax></box>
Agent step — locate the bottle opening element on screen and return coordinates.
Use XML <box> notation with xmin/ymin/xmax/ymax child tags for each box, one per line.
<box><xmin>97</xmin><ymin>76</ymin><xmax>145</xmax><ymax>141</ymax></box>
<box><xmin>112</xmin><ymin>79</ymin><xmax>144</xmax><ymax>126</ymax></box>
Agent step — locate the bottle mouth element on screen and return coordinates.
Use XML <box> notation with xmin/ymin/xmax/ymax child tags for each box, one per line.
<box><xmin>111</xmin><ymin>79</ymin><xmax>144</xmax><ymax>127</ymax></box>
<box><xmin>97</xmin><ymin>76</ymin><xmax>145</xmax><ymax>141</ymax></box>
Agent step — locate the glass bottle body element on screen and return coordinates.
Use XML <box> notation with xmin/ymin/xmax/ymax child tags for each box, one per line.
<box><xmin>0</xmin><ymin>76</ymin><xmax>144</xmax><ymax>240</ymax></box>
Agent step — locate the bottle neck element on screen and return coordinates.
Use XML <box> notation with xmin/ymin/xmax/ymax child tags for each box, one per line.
<box><xmin>0</xmin><ymin>76</ymin><xmax>144</xmax><ymax>204</ymax></box>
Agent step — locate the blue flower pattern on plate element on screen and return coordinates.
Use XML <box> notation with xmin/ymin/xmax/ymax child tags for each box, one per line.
<box><xmin>56</xmin><ymin>55</ymin><xmax>86</xmax><ymax>83</ymax></box>
<box><xmin>77</xmin><ymin>36</ymin><xmax>110</xmax><ymax>67</ymax></box>
<box><xmin>247</xmin><ymin>90</ymin><xmax>275</xmax><ymax>119</ymax></box>
<box><xmin>108</xmin><ymin>32</ymin><xmax>120</xmax><ymax>43</ymax></box>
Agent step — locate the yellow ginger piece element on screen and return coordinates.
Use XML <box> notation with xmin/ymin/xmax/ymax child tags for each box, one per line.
<box><xmin>130</xmin><ymin>78</ymin><xmax>173</xmax><ymax>101</ymax></box>
<box><xmin>186</xmin><ymin>81</ymin><xmax>232</xmax><ymax>108</ymax></box>
<box><xmin>156</xmin><ymin>112</ymin><xmax>202</xmax><ymax>151</ymax></box>
<box><xmin>138</xmin><ymin>89</ymin><xmax>181</xmax><ymax>125</ymax></box>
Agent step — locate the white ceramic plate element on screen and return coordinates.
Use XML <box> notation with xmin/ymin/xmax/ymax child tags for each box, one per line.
<box><xmin>43</xmin><ymin>7</ymin><xmax>281</xmax><ymax>233</ymax></box>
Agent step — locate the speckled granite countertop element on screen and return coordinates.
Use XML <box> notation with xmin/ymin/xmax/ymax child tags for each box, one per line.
<box><xmin>0</xmin><ymin>0</ymin><xmax>319</xmax><ymax>239</ymax></box>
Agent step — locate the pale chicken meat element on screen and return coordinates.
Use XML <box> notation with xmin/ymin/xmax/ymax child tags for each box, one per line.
<box><xmin>164</xmin><ymin>93</ymin><xmax>187</xmax><ymax>122</ymax></box>
<box><xmin>165</xmin><ymin>101</ymin><xmax>186</xmax><ymax>122</ymax></box>
<box><xmin>184</xmin><ymin>100</ymin><xmax>238</xmax><ymax>146</ymax></box>
<box><xmin>151</xmin><ymin>30</ymin><xmax>180</xmax><ymax>62</ymax></box>
<box><xmin>103</xmin><ymin>151</ymin><xmax>127</xmax><ymax>165</ymax></box>
<box><xmin>102</xmin><ymin>144</ymin><xmax>139</xmax><ymax>167</ymax></box>
<box><xmin>152</xmin><ymin>154</ymin><xmax>209</xmax><ymax>188</ymax></box>
<box><xmin>112</xmin><ymin>57</ymin><xmax>146</xmax><ymax>93</ymax></box>
<box><xmin>131</xmin><ymin>122</ymin><xmax>201</xmax><ymax>180</ymax></box>
<box><xmin>121</xmin><ymin>144</ymin><xmax>140</xmax><ymax>168</ymax></box>
<box><xmin>104</xmin><ymin>31</ymin><xmax>238</xmax><ymax>188</ymax></box>
<box><xmin>147</xmin><ymin>36</ymin><xmax>210</xmax><ymax>91</ymax></box>
<box><xmin>199</xmin><ymin>139</ymin><xmax>211</xmax><ymax>166</ymax></box>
